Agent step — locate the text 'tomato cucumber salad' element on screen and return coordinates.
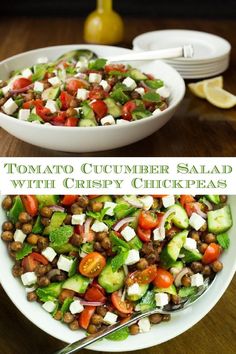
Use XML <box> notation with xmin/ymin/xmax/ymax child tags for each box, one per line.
<box><xmin>1</xmin><ymin>194</ymin><xmax>232</xmax><ymax>340</ymax></box>
<box><xmin>0</xmin><ymin>49</ymin><xmax>169</xmax><ymax>127</ymax></box>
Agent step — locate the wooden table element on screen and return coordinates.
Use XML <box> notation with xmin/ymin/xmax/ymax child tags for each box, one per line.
<box><xmin>0</xmin><ymin>16</ymin><xmax>236</xmax><ymax>354</ymax></box>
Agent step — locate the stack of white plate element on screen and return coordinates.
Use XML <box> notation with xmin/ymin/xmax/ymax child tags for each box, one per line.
<box><xmin>133</xmin><ymin>30</ymin><xmax>231</xmax><ymax>79</ymax></box>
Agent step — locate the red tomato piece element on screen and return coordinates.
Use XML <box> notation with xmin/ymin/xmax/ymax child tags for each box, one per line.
<box><xmin>22</xmin><ymin>252</ymin><xmax>48</xmax><ymax>272</ymax></box>
<box><xmin>22</xmin><ymin>99</ymin><xmax>44</xmax><ymax>109</ymax></box>
<box><xmin>121</xmin><ymin>100</ymin><xmax>137</xmax><ymax>121</ymax></box>
<box><xmin>60</xmin><ymin>91</ymin><xmax>74</xmax><ymax>110</ymax></box>
<box><xmin>20</xmin><ymin>195</ymin><xmax>38</xmax><ymax>217</ymax></box>
<box><xmin>129</xmin><ymin>265</ymin><xmax>157</xmax><ymax>285</ymax></box>
<box><xmin>87</xmin><ymin>195</ymin><xmax>101</xmax><ymax>199</ymax></box>
<box><xmin>79</xmin><ymin>252</ymin><xmax>106</xmax><ymax>278</ymax></box>
<box><xmin>12</xmin><ymin>78</ymin><xmax>32</xmax><ymax>90</ymax></box>
<box><xmin>36</xmin><ymin>105</ymin><xmax>52</xmax><ymax>121</ymax></box>
<box><xmin>153</xmin><ymin>268</ymin><xmax>174</xmax><ymax>288</ymax></box>
<box><xmin>180</xmin><ymin>195</ymin><xmax>196</xmax><ymax>207</ymax></box>
<box><xmin>79</xmin><ymin>306</ymin><xmax>96</xmax><ymax>329</ymax></box>
<box><xmin>105</xmin><ymin>64</ymin><xmax>127</xmax><ymax>73</ymax></box>
<box><xmin>50</xmin><ymin>112</ymin><xmax>67</xmax><ymax>126</ymax></box>
<box><xmin>202</xmin><ymin>243</ymin><xmax>221</xmax><ymax>264</ymax></box>
<box><xmin>90</xmin><ymin>100</ymin><xmax>108</xmax><ymax>120</ymax></box>
<box><xmin>66</xmin><ymin>79</ymin><xmax>88</xmax><ymax>94</ymax></box>
<box><xmin>30</xmin><ymin>252</ymin><xmax>49</xmax><ymax>265</ymax></box>
<box><xmin>65</xmin><ymin>117</ymin><xmax>78</xmax><ymax>126</ymax></box>
<box><xmin>137</xmin><ymin>226</ymin><xmax>151</xmax><ymax>242</ymax></box>
<box><xmin>138</xmin><ymin>211</ymin><xmax>159</xmax><ymax>230</ymax></box>
<box><xmin>111</xmin><ymin>291</ymin><xmax>133</xmax><ymax>314</ymax></box>
<box><xmin>84</xmin><ymin>286</ymin><xmax>106</xmax><ymax>303</ymax></box>
<box><xmin>61</xmin><ymin>195</ymin><xmax>78</xmax><ymax>205</ymax></box>
<box><xmin>89</xmin><ymin>86</ymin><xmax>108</xmax><ymax>100</ymax></box>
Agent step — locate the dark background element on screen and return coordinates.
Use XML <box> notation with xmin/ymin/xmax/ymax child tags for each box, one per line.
<box><xmin>1</xmin><ymin>0</ymin><xmax>236</xmax><ymax>18</ymax></box>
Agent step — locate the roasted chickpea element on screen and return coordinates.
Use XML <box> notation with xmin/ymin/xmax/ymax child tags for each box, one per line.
<box><xmin>22</xmin><ymin>223</ymin><xmax>33</xmax><ymax>234</ymax></box>
<box><xmin>69</xmin><ymin>98</ymin><xmax>79</xmax><ymax>108</ymax></box>
<box><xmin>87</xmin><ymin>324</ymin><xmax>98</xmax><ymax>334</ymax></box>
<box><xmin>96</xmin><ymin>306</ymin><xmax>107</xmax><ymax>317</ymax></box>
<box><xmin>2</xmin><ymin>221</ymin><xmax>14</xmax><ymax>231</ymax></box>
<box><xmin>91</xmin><ymin>314</ymin><xmax>103</xmax><ymax>325</ymax></box>
<box><xmin>202</xmin><ymin>265</ymin><xmax>211</xmax><ymax>276</ymax></box>
<box><xmin>41</xmin><ymin>217</ymin><xmax>50</xmax><ymax>227</ymax></box>
<box><xmin>136</xmin><ymin>258</ymin><xmax>148</xmax><ymax>270</ymax></box>
<box><xmin>199</xmin><ymin>243</ymin><xmax>208</xmax><ymax>254</ymax></box>
<box><xmin>211</xmin><ymin>260</ymin><xmax>223</xmax><ymax>272</ymax></box>
<box><xmin>96</xmin><ymin>232</ymin><xmax>107</xmax><ymax>242</ymax></box>
<box><xmin>204</xmin><ymin>233</ymin><xmax>216</xmax><ymax>244</ymax></box>
<box><xmin>27</xmin><ymin>233</ymin><xmax>39</xmax><ymax>245</ymax></box>
<box><xmin>77</xmin><ymin>196</ymin><xmax>89</xmax><ymax>208</ymax></box>
<box><xmin>54</xmin><ymin>310</ymin><xmax>63</xmax><ymax>321</ymax></box>
<box><xmin>129</xmin><ymin>324</ymin><xmax>140</xmax><ymax>335</ymax></box>
<box><xmin>101</xmin><ymin>237</ymin><xmax>111</xmax><ymax>250</ymax></box>
<box><xmin>37</xmin><ymin>276</ymin><xmax>50</xmax><ymax>287</ymax></box>
<box><xmin>66</xmin><ymin>107</ymin><xmax>77</xmax><ymax>117</ymax></box>
<box><xmin>40</xmin><ymin>206</ymin><xmax>53</xmax><ymax>218</ymax></box>
<box><xmin>12</xmin><ymin>264</ymin><xmax>24</xmax><ymax>277</ymax></box>
<box><xmin>191</xmin><ymin>261</ymin><xmax>203</xmax><ymax>273</ymax></box>
<box><xmin>71</xmin><ymin>203</ymin><xmax>83</xmax><ymax>215</ymax></box>
<box><xmin>2</xmin><ymin>196</ymin><xmax>13</xmax><ymax>210</ymax></box>
<box><xmin>190</xmin><ymin>230</ymin><xmax>200</xmax><ymax>242</ymax></box>
<box><xmin>181</xmin><ymin>275</ymin><xmax>191</xmax><ymax>287</ymax></box>
<box><xmin>90</xmin><ymin>201</ymin><xmax>103</xmax><ymax>212</ymax></box>
<box><xmin>18</xmin><ymin>212</ymin><xmax>32</xmax><ymax>223</ymax></box>
<box><xmin>1</xmin><ymin>231</ymin><xmax>14</xmax><ymax>242</ymax></box>
<box><xmin>10</xmin><ymin>241</ymin><xmax>23</xmax><ymax>252</ymax></box>
<box><xmin>63</xmin><ymin>312</ymin><xmax>74</xmax><ymax>324</ymax></box>
<box><xmin>69</xmin><ymin>320</ymin><xmax>80</xmax><ymax>330</ymax></box>
<box><xmin>27</xmin><ymin>291</ymin><xmax>37</xmax><ymax>302</ymax></box>
<box><xmin>149</xmin><ymin>313</ymin><xmax>163</xmax><ymax>324</ymax></box>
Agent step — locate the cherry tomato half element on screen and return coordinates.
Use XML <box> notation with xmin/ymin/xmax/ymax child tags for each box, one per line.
<box><xmin>22</xmin><ymin>99</ymin><xmax>43</xmax><ymax>109</ymax></box>
<box><xmin>36</xmin><ymin>105</ymin><xmax>52</xmax><ymax>121</ymax></box>
<box><xmin>128</xmin><ymin>265</ymin><xmax>157</xmax><ymax>285</ymax></box>
<box><xmin>90</xmin><ymin>100</ymin><xmax>108</xmax><ymax>120</ymax></box>
<box><xmin>202</xmin><ymin>243</ymin><xmax>221</xmax><ymax>264</ymax></box>
<box><xmin>138</xmin><ymin>211</ymin><xmax>159</xmax><ymax>230</ymax></box>
<box><xmin>50</xmin><ymin>112</ymin><xmax>67</xmax><ymax>126</ymax></box>
<box><xmin>66</xmin><ymin>79</ymin><xmax>88</xmax><ymax>94</ymax></box>
<box><xmin>60</xmin><ymin>91</ymin><xmax>74</xmax><ymax>110</ymax></box>
<box><xmin>111</xmin><ymin>291</ymin><xmax>133</xmax><ymax>314</ymax></box>
<box><xmin>61</xmin><ymin>195</ymin><xmax>78</xmax><ymax>205</ymax></box>
<box><xmin>121</xmin><ymin>100</ymin><xmax>137</xmax><ymax>121</ymax></box>
<box><xmin>180</xmin><ymin>195</ymin><xmax>196</xmax><ymax>207</ymax></box>
<box><xmin>84</xmin><ymin>286</ymin><xmax>106</xmax><ymax>303</ymax></box>
<box><xmin>79</xmin><ymin>306</ymin><xmax>96</xmax><ymax>329</ymax></box>
<box><xmin>12</xmin><ymin>77</ymin><xmax>32</xmax><ymax>90</ymax></box>
<box><xmin>89</xmin><ymin>86</ymin><xmax>107</xmax><ymax>100</ymax></box>
<box><xmin>105</xmin><ymin>64</ymin><xmax>127</xmax><ymax>73</ymax></box>
<box><xmin>79</xmin><ymin>252</ymin><xmax>106</xmax><ymax>278</ymax></box>
<box><xmin>153</xmin><ymin>268</ymin><xmax>174</xmax><ymax>288</ymax></box>
<box><xmin>137</xmin><ymin>226</ymin><xmax>151</xmax><ymax>242</ymax></box>
<box><xmin>21</xmin><ymin>195</ymin><xmax>38</xmax><ymax>217</ymax></box>
<box><xmin>22</xmin><ymin>252</ymin><xmax>48</xmax><ymax>272</ymax></box>
<box><xmin>65</xmin><ymin>117</ymin><xmax>78</xmax><ymax>126</ymax></box>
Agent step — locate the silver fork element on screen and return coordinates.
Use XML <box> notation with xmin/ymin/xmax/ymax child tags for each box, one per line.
<box><xmin>54</xmin><ymin>278</ymin><xmax>213</xmax><ymax>354</ymax></box>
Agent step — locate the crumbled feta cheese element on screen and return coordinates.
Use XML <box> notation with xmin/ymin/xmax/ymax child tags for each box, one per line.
<box><xmin>45</xmin><ymin>99</ymin><xmax>58</xmax><ymax>113</ymax></box>
<box><xmin>162</xmin><ymin>195</ymin><xmax>175</xmax><ymax>208</ymax></box>
<box><xmin>34</xmin><ymin>81</ymin><xmax>44</xmax><ymax>92</ymax></box>
<box><xmin>69</xmin><ymin>300</ymin><xmax>84</xmax><ymax>314</ymax></box>
<box><xmin>2</xmin><ymin>98</ymin><xmax>18</xmax><ymax>115</ymax></box>
<box><xmin>48</xmin><ymin>76</ymin><xmax>61</xmax><ymax>87</ymax></box>
<box><xmin>139</xmin><ymin>195</ymin><xmax>153</xmax><ymax>210</ymax></box>
<box><xmin>76</xmin><ymin>88</ymin><xmax>89</xmax><ymax>101</ymax></box>
<box><xmin>76</xmin><ymin>59</ymin><xmax>88</xmax><ymax>72</ymax></box>
<box><xmin>138</xmin><ymin>317</ymin><xmax>151</xmax><ymax>333</ymax></box>
<box><xmin>127</xmin><ymin>283</ymin><xmax>141</xmax><ymax>297</ymax></box>
<box><xmin>71</xmin><ymin>213</ymin><xmax>86</xmax><ymax>225</ymax></box>
<box><xmin>155</xmin><ymin>293</ymin><xmax>169</xmax><ymax>307</ymax></box>
<box><xmin>189</xmin><ymin>212</ymin><xmax>206</xmax><ymax>231</ymax></box>
<box><xmin>121</xmin><ymin>226</ymin><xmax>136</xmax><ymax>242</ymax></box>
<box><xmin>101</xmin><ymin>115</ymin><xmax>115</xmax><ymax>126</ymax></box>
<box><xmin>89</xmin><ymin>73</ymin><xmax>102</xmax><ymax>84</ymax></box>
<box><xmin>104</xmin><ymin>202</ymin><xmax>117</xmax><ymax>216</ymax></box>
<box><xmin>125</xmin><ymin>249</ymin><xmax>140</xmax><ymax>265</ymax></box>
<box><xmin>183</xmin><ymin>237</ymin><xmax>197</xmax><ymax>251</ymax></box>
<box><xmin>14</xmin><ymin>229</ymin><xmax>27</xmax><ymax>243</ymax></box>
<box><xmin>99</xmin><ymin>80</ymin><xmax>111</xmax><ymax>92</ymax></box>
<box><xmin>42</xmin><ymin>301</ymin><xmax>57</xmax><ymax>313</ymax></box>
<box><xmin>21</xmin><ymin>68</ymin><xmax>33</xmax><ymax>78</ymax></box>
<box><xmin>153</xmin><ymin>227</ymin><xmax>165</xmax><ymax>241</ymax></box>
<box><xmin>91</xmin><ymin>220</ymin><xmax>108</xmax><ymax>233</ymax></box>
<box><xmin>152</xmin><ymin>108</ymin><xmax>162</xmax><ymax>115</ymax></box>
<box><xmin>103</xmin><ymin>312</ymin><xmax>118</xmax><ymax>325</ymax></box>
<box><xmin>116</xmin><ymin>119</ymin><xmax>130</xmax><ymax>125</ymax></box>
<box><xmin>42</xmin><ymin>247</ymin><xmax>57</xmax><ymax>262</ymax></box>
<box><xmin>156</xmin><ymin>86</ymin><xmax>170</xmax><ymax>98</ymax></box>
<box><xmin>37</xmin><ymin>56</ymin><xmax>48</xmax><ymax>64</ymax></box>
<box><xmin>2</xmin><ymin>85</ymin><xmax>10</xmax><ymax>96</ymax></box>
<box><xmin>122</xmin><ymin>77</ymin><xmax>137</xmax><ymax>90</ymax></box>
<box><xmin>134</xmin><ymin>87</ymin><xmax>145</xmax><ymax>96</ymax></box>
<box><xmin>57</xmin><ymin>255</ymin><xmax>74</xmax><ymax>272</ymax></box>
<box><xmin>18</xmin><ymin>109</ymin><xmax>30</xmax><ymax>121</ymax></box>
<box><xmin>190</xmin><ymin>273</ymin><xmax>204</xmax><ymax>287</ymax></box>
<box><xmin>21</xmin><ymin>272</ymin><xmax>37</xmax><ymax>286</ymax></box>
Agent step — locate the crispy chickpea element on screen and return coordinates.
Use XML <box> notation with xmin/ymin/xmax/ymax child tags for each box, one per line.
<box><xmin>96</xmin><ymin>232</ymin><xmax>107</xmax><ymax>242</ymax></box>
<box><xmin>136</xmin><ymin>258</ymin><xmax>148</xmax><ymax>270</ymax></box>
<box><xmin>96</xmin><ymin>306</ymin><xmax>107</xmax><ymax>317</ymax></box>
<box><xmin>41</xmin><ymin>217</ymin><xmax>50</xmax><ymax>227</ymax></box>
<box><xmin>70</xmin><ymin>233</ymin><xmax>83</xmax><ymax>247</ymax></box>
<box><xmin>220</xmin><ymin>195</ymin><xmax>227</xmax><ymax>203</ymax></box>
<box><xmin>54</xmin><ymin>310</ymin><xmax>63</xmax><ymax>321</ymax></box>
<box><xmin>190</xmin><ymin>230</ymin><xmax>200</xmax><ymax>242</ymax></box>
<box><xmin>191</xmin><ymin>261</ymin><xmax>203</xmax><ymax>273</ymax></box>
<box><xmin>204</xmin><ymin>233</ymin><xmax>216</xmax><ymax>244</ymax></box>
<box><xmin>27</xmin><ymin>233</ymin><xmax>39</xmax><ymax>245</ymax></box>
<box><xmin>2</xmin><ymin>221</ymin><xmax>14</xmax><ymax>231</ymax></box>
<box><xmin>63</xmin><ymin>312</ymin><xmax>75</xmax><ymax>324</ymax></box>
<box><xmin>22</xmin><ymin>223</ymin><xmax>33</xmax><ymax>235</ymax></box>
<box><xmin>77</xmin><ymin>196</ymin><xmax>89</xmax><ymax>208</ymax></box>
<box><xmin>0</xmin><ymin>97</ymin><xmax>7</xmax><ymax>106</ymax></box>
<box><xmin>64</xmin><ymin>214</ymin><xmax>72</xmax><ymax>225</ymax></box>
<box><xmin>87</xmin><ymin>324</ymin><xmax>98</xmax><ymax>334</ymax></box>
<box><xmin>2</xmin><ymin>196</ymin><xmax>13</xmax><ymax>210</ymax></box>
<box><xmin>199</xmin><ymin>243</ymin><xmax>208</xmax><ymax>254</ymax></box>
<box><xmin>37</xmin><ymin>276</ymin><xmax>50</xmax><ymax>287</ymax></box>
<box><xmin>1</xmin><ymin>231</ymin><xmax>14</xmax><ymax>242</ymax></box>
<box><xmin>211</xmin><ymin>260</ymin><xmax>223</xmax><ymax>272</ymax></box>
<box><xmin>101</xmin><ymin>237</ymin><xmax>111</xmax><ymax>250</ymax></box>
<box><xmin>149</xmin><ymin>313</ymin><xmax>162</xmax><ymax>324</ymax></box>
<box><xmin>71</xmin><ymin>203</ymin><xmax>83</xmax><ymax>215</ymax></box>
<box><xmin>40</xmin><ymin>206</ymin><xmax>53</xmax><ymax>218</ymax></box>
<box><xmin>202</xmin><ymin>265</ymin><xmax>211</xmax><ymax>276</ymax></box>
<box><xmin>35</xmin><ymin>264</ymin><xmax>48</xmax><ymax>276</ymax></box>
<box><xmin>199</xmin><ymin>222</ymin><xmax>207</xmax><ymax>232</ymax></box>
<box><xmin>66</xmin><ymin>107</ymin><xmax>77</xmax><ymax>117</ymax></box>
<box><xmin>181</xmin><ymin>275</ymin><xmax>191</xmax><ymax>287</ymax></box>
<box><xmin>129</xmin><ymin>324</ymin><xmax>140</xmax><ymax>335</ymax></box>
<box><xmin>18</xmin><ymin>211</ymin><xmax>32</xmax><ymax>223</ymax></box>
<box><xmin>69</xmin><ymin>320</ymin><xmax>80</xmax><ymax>330</ymax></box>
<box><xmin>10</xmin><ymin>241</ymin><xmax>23</xmax><ymax>252</ymax></box>
<box><xmin>15</xmin><ymin>221</ymin><xmax>22</xmax><ymax>229</ymax></box>
<box><xmin>12</xmin><ymin>264</ymin><xmax>24</xmax><ymax>277</ymax></box>
<box><xmin>91</xmin><ymin>314</ymin><xmax>103</xmax><ymax>325</ymax></box>
<box><xmin>37</xmin><ymin>236</ymin><xmax>49</xmax><ymax>250</ymax></box>
<box><xmin>69</xmin><ymin>98</ymin><xmax>79</xmax><ymax>108</ymax></box>
<box><xmin>90</xmin><ymin>201</ymin><xmax>103</xmax><ymax>212</ymax></box>
<box><xmin>146</xmin><ymin>253</ymin><xmax>157</xmax><ymax>265</ymax></box>
<box><xmin>27</xmin><ymin>291</ymin><xmax>37</xmax><ymax>302</ymax></box>
<box><xmin>94</xmin><ymin>242</ymin><xmax>103</xmax><ymax>252</ymax></box>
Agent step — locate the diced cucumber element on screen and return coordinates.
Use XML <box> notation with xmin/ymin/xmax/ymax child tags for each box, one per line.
<box><xmin>36</xmin><ymin>282</ymin><xmax>62</xmax><ymax>302</ymax></box>
<box><xmin>206</xmin><ymin>195</ymin><xmax>220</xmax><ymax>204</ymax></box>
<box><xmin>160</xmin><ymin>230</ymin><xmax>188</xmax><ymax>267</ymax></box>
<box><xmin>43</xmin><ymin>211</ymin><xmax>67</xmax><ymax>235</ymax></box>
<box><xmin>32</xmin><ymin>215</ymin><xmax>44</xmax><ymax>234</ymax></box>
<box><xmin>128</xmin><ymin>236</ymin><xmax>143</xmax><ymax>250</ymax></box>
<box><xmin>98</xmin><ymin>263</ymin><xmax>125</xmax><ymax>293</ymax></box>
<box><xmin>132</xmin><ymin>109</ymin><xmax>151</xmax><ymax>120</ymax></box>
<box><xmin>62</xmin><ymin>274</ymin><xmax>90</xmax><ymax>293</ymax></box>
<box><xmin>42</xmin><ymin>87</ymin><xmax>60</xmax><ymax>100</ymax></box>
<box><xmin>7</xmin><ymin>196</ymin><xmax>25</xmax><ymax>223</ymax></box>
<box><xmin>154</xmin><ymin>284</ymin><xmax>177</xmax><ymax>296</ymax></box>
<box><xmin>127</xmin><ymin>284</ymin><xmax>148</xmax><ymax>301</ymax></box>
<box><xmin>104</xmin><ymin>98</ymin><xmax>122</xmax><ymax>118</ymax></box>
<box><xmin>181</xmin><ymin>248</ymin><xmax>202</xmax><ymax>263</ymax></box>
<box><xmin>115</xmin><ymin>197</ymin><xmax>130</xmax><ymax>205</ymax></box>
<box><xmin>79</xmin><ymin>119</ymin><xmax>97</xmax><ymax>127</ymax></box>
<box><xmin>81</xmin><ymin>104</ymin><xmax>95</xmax><ymax>120</ymax></box>
<box><xmin>170</xmin><ymin>260</ymin><xmax>183</xmax><ymax>270</ymax></box>
<box><xmin>50</xmin><ymin>243</ymin><xmax>80</xmax><ymax>254</ymax></box>
<box><xmin>169</xmin><ymin>204</ymin><xmax>189</xmax><ymax>229</ymax></box>
<box><xmin>92</xmin><ymin>195</ymin><xmax>113</xmax><ymax>203</ymax></box>
<box><xmin>110</xmin><ymin>88</ymin><xmax>129</xmax><ymax>104</ymax></box>
<box><xmin>178</xmin><ymin>286</ymin><xmax>197</xmax><ymax>298</ymax></box>
<box><xmin>36</xmin><ymin>195</ymin><xmax>59</xmax><ymax>208</ymax></box>
<box><xmin>129</xmin><ymin>69</ymin><xmax>147</xmax><ymax>81</ymax></box>
<box><xmin>207</xmin><ymin>205</ymin><xmax>233</xmax><ymax>234</ymax></box>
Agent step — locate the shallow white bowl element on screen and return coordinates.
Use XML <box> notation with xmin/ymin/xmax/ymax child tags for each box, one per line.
<box><xmin>0</xmin><ymin>195</ymin><xmax>235</xmax><ymax>351</ymax></box>
<box><xmin>0</xmin><ymin>45</ymin><xmax>185</xmax><ymax>153</ymax></box>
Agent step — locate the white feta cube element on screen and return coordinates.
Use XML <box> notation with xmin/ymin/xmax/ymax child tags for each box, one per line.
<box><xmin>74</xmin><ymin>72</ymin><xmax>87</xmax><ymax>79</ymax></box>
<box><xmin>76</xmin><ymin>58</ymin><xmax>88</xmax><ymax>72</ymax></box>
<box><xmin>127</xmin><ymin>283</ymin><xmax>142</xmax><ymax>297</ymax></box>
<box><xmin>122</xmin><ymin>77</ymin><xmax>137</xmax><ymax>90</ymax></box>
<box><xmin>91</xmin><ymin>220</ymin><xmax>108</xmax><ymax>233</ymax></box>
<box><xmin>139</xmin><ymin>195</ymin><xmax>153</xmax><ymax>210</ymax></box>
<box><xmin>103</xmin><ymin>311</ymin><xmax>118</xmax><ymax>325</ymax></box>
<box><xmin>99</xmin><ymin>80</ymin><xmax>111</xmax><ymax>92</ymax></box>
<box><xmin>37</xmin><ymin>56</ymin><xmax>49</xmax><ymax>64</ymax></box>
<box><xmin>162</xmin><ymin>195</ymin><xmax>175</xmax><ymax>208</ymax></box>
<box><xmin>125</xmin><ymin>249</ymin><xmax>140</xmax><ymax>265</ymax></box>
<box><xmin>18</xmin><ymin>109</ymin><xmax>30</xmax><ymax>121</ymax></box>
<box><xmin>156</xmin><ymin>86</ymin><xmax>170</xmax><ymax>98</ymax></box>
<box><xmin>89</xmin><ymin>73</ymin><xmax>102</xmax><ymax>84</ymax></box>
<box><xmin>183</xmin><ymin>237</ymin><xmax>197</xmax><ymax>251</ymax></box>
<box><xmin>14</xmin><ymin>229</ymin><xmax>27</xmax><ymax>243</ymax></box>
<box><xmin>34</xmin><ymin>81</ymin><xmax>44</xmax><ymax>92</ymax></box>
<box><xmin>48</xmin><ymin>76</ymin><xmax>61</xmax><ymax>86</ymax></box>
<box><xmin>2</xmin><ymin>98</ymin><xmax>18</xmax><ymax>115</ymax></box>
<box><xmin>71</xmin><ymin>213</ymin><xmax>86</xmax><ymax>225</ymax></box>
<box><xmin>69</xmin><ymin>300</ymin><xmax>84</xmax><ymax>314</ymax></box>
<box><xmin>21</xmin><ymin>272</ymin><xmax>37</xmax><ymax>286</ymax></box>
<box><xmin>153</xmin><ymin>227</ymin><xmax>165</xmax><ymax>241</ymax></box>
<box><xmin>104</xmin><ymin>202</ymin><xmax>117</xmax><ymax>216</ymax></box>
<box><xmin>42</xmin><ymin>301</ymin><xmax>57</xmax><ymax>313</ymax></box>
<box><xmin>101</xmin><ymin>115</ymin><xmax>115</xmax><ymax>126</ymax></box>
<box><xmin>42</xmin><ymin>247</ymin><xmax>57</xmax><ymax>262</ymax></box>
<box><xmin>152</xmin><ymin>108</ymin><xmax>162</xmax><ymax>115</ymax></box>
<box><xmin>121</xmin><ymin>226</ymin><xmax>136</xmax><ymax>242</ymax></box>
<box><xmin>155</xmin><ymin>293</ymin><xmax>169</xmax><ymax>307</ymax></box>
<box><xmin>190</xmin><ymin>273</ymin><xmax>204</xmax><ymax>287</ymax></box>
<box><xmin>189</xmin><ymin>212</ymin><xmax>206</xmax><ymax>231</ymax></box>
<box><xmin>134</xmin><ymin>87</ymin><xmax>145</xmax><ymax>96</ymax></box>
<box><xmin>57</xmin><ymin>255</ymin><xmax>74</xmax><ymax>273</ymax></box>
<box><xmin>138</xmin><ymin>317</ymin><xmax>151</xmax><ymax>333</ymax></box>
<box><xmin>45</xmin><ymin>99</ymin><xmax>58</xmax><ymax>113</ymax></box>
<box><xmin>76</xmin><ymin>88</ymin><xmax>89</xmax><ymax>101</ymax></box>
<box><xmin>2</xmin><ymin>85</ymin><xmax>10</xmax><ymax>96</ymax></box>
<box><xmin>116</xmin><ymin>119</ymin><xmax>130</xmax><ymax>125</ymax></box>
<box><xmin>21</xmin><ymin>68</ymin><xmax>33</xmax><ymax>79</ymax></box>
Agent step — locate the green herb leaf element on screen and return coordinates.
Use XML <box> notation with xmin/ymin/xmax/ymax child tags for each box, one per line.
<box><xmin>49</xmin><ymin>225</ymin><xmax>74</xmax><ymax>247</ymax></box>
<box><xmin>217</xmin><ymin>233</ymin><xmax>230</xmax><ymax>249</ymax></box>
<box><xmin>65</xmin><ymin>66</ymin><xmax>77</xmax><ymax>75</ymax></box>
<box><xmin>106</xmin><ymin>327</ymin><xmax>129</xmax><ymax>341</ymax></box>
<box><xmin>32</xmin><ymin>64</ymin><xmax>47</xmax><ymax>82</ymax></box>
<box><xmin>27</xmin><ymin>113</ymin><xmax>44</xmax><ymax>123</ymax></box>
<box><xmin>111</xmin><ymin>251</ymin><xmax>129</xmax><ymax>272</ymax></box>
<box><xmin>15</xmin><ymin>243</ymin><xmax>34</xmax><ymax>260</ymax></box>
<box><xmin>132</xmin><ymin>108</ymin><xmax>152</xmax><ymax>120</ymax></box>
<box><xmin>114</xmin><ymin>204</ymin><xmax>137</xmax><ymax>219</ymax></box>
<box><xmin>36</xmin><ymin>283</ymin><xmax>62</xmax><ymax>302</ymax></box>
<box><xmin>88</xmin><ymin>58</ymin><xmax>107</xmax><ymax>70</ymax></box>
<box><xmin>143</xmin><ymin>92</ymin><xmax>161</xmax><ymax>102</ymax></box>
<box><xmin>128</xmin><ymin>236</ymin><xmax>143</xmax><ymax>250</ymax></box>
<box><xmin>110</xmin><ymin>88</ymin><xmax>130</xmax><ymax>104</ymax></box>
<box><xmin>178</xmin><ymin>286</ymin><xmax>197</xmax><ymax>298</ymax></box>
<box><xmin>145</xmin><ymin>79</ymin><xmax>164</xmax><ymax>89</ymax></box>
<box><xmin>80</xmin><ymin>242</ymin><xmax>94</xmax><ymax>255</ymax></box>
<box><xmin>61</xmin><ymin>297</ymin><xmax>74</xmax><ymax>315</ymax></box>
<box><xmin>108</xmin><ymin>70</ymin><xmax>129</xmax><ymax>77</ymax></box>
<box><xmin>86</xmin><ymin>207</ymin><xmax>110</xmax><ymax>222</ymax></box>
<box><xmin>110</xmin><ymin>232</ymin><xmax>130</xmax><ymax>251</ymax></box>
<box><xmin>68</xmin><ymin>258</ymin><xmax>78</xmax><ymax>277</ymax></box>
<box><xmin>138</xmin><ymin>290</ymin><xmax>155</xmax><ymax>311</ymax></box>
<box><xmin>14</xmin><ymin>98</ymin><xmax>24</xmax><ymax>107</ymax></box>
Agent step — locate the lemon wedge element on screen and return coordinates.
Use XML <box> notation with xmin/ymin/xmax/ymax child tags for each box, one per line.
<box><xmin>204</xmin><ymin>86</ymin><xmax>236</xmax><ymax>109</ymax></box>
<box><xmin>188</xmin><ymin>76</ymin><xmax>223</xmax><ymax>99</ymax></box>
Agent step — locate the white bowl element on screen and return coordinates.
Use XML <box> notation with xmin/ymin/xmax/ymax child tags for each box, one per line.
<box><xmin>0</xmin><ymin>195</ymin><xmax>235</xmax><ymax>352</ymax></box>
<box><xmin>0</xmin><ymin>45</ymin><xmax>185</xmax><ymax>153</ymax></box>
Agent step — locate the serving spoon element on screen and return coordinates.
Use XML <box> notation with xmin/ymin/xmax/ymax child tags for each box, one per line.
<box><xmin>54</xmin><ymin>277</ymin><xmax>213</xmax><ymax>354</ymax></box>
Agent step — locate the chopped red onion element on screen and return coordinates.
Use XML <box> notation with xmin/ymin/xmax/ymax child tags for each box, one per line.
<box><xmin>10</xmin><ymin>83</ymin><xmax>34</xmax><ymax>94</ymax></box>
<box><xmin>202</xmin><ymin>198</ymin><xmax>213</xmax><ymax>211</ymax></box>
<box><xmin>123</xmin><ymin>195</ymin><xmax>143</xmax><ymax>208</ymax></box>
<box><xmin>113</xmin><ymin>217</ymin><xmax>135</xmax><ymax>231</ymax></box>
<box><xmin>83</xmin><ymin>217</ymin><xmax>93</xmax><ymax>242</ymax></box>
<box><xmin>47</xmin><ymin>269</ymin><xmax>61</xmax><ymax>280</ymax></box>
<box><xmin>158</xmin><ymin>207</ymin><xmax>176</xmax><ymax>239</ymax></box>
<box><xmin>49</xmin><ymin>205</ymin><xmax>65</xmax><ymax>212</ymax></box>
<box><xmin>79</xmin><ymin>300</ymin><xmax>105</xmax><ymax>306</ymax></box>
<box><xmin>194</xmin><ymin>203</ymin><xmax>207</xmax><ymax>219</ymax></box>
<box><xmin>174</xmin><ymin>267</ymin><xmax>190</xmax><ymax>287</ymax></box>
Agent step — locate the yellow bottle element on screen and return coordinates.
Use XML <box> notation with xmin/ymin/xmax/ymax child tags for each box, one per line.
<box><xmin>84</xmin><ymin>0</ymin><xmax>124</xmax><ymax>45</ymax></box>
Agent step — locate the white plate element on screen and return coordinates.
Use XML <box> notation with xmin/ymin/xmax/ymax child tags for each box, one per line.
<box><xmin>0</xmin><ymin>195</ymin><xmax>235</xmax><ymax>352</ymax></box>
<box><xmin>133</xmin><ymin>30</ymin><xmax>231</xmax><ymax>64</ymax></box>
<box><xmin>170</xmin><ymin>60</ymin><xmax>229</xmax><ymax>73</ymax></box>
<box><xmin>166</xmin><ymin>56</ymin><xmax>229</xmax><ymax>68</ymax></box>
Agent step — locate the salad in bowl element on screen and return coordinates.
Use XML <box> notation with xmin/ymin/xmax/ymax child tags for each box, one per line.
<box><xmin>1</xmin><ymin>194</ymin><xmax>233</xmax><ymax>341</ymax></box>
